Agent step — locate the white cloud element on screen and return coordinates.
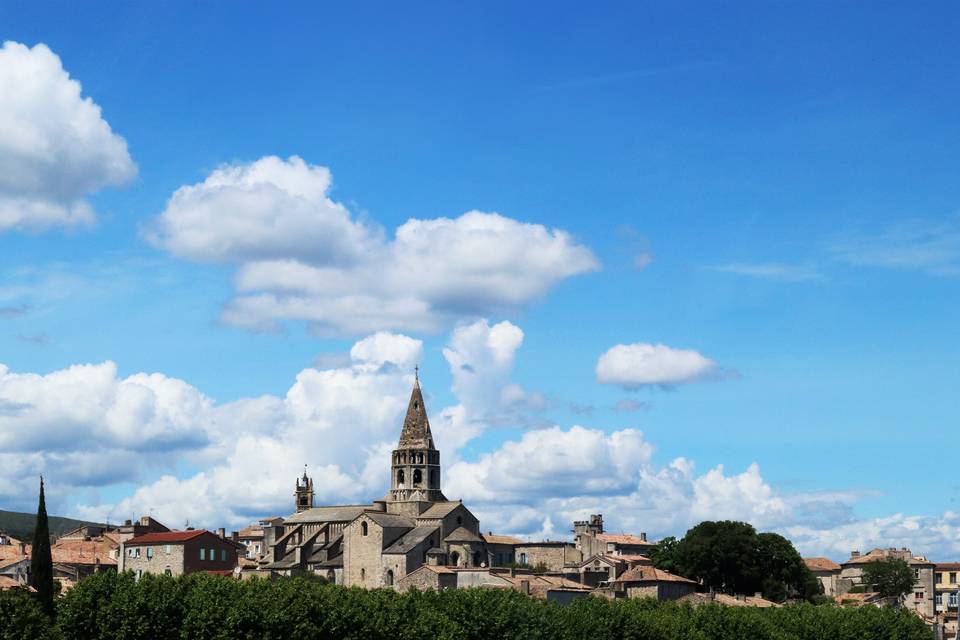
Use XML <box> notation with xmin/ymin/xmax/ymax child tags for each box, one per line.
<box><xmin>831</xmin><ymin>216</ymin><xmax>960</xmax><ymax>276</ymax></box>
<box><xmin>350</xmin><ymin>331</ymin><xmax>423</xmax><ymax>369</ymax></box>
<box><xmin>596</xmin><ymin>343</ymin><xmax>725</xmax><ymax>388</ymax></box>
<box><xmin>0</xmin><ymin>41</ymin><xmax>136</xmax><ymax>232</ymax></box>
<box><xmin>149</xmin><ymin>156</ymin><xmax>598</xmax><ymax>335</ymax></box>
<box><xmin>713</xmin><ymin>262</ymin><xmax>821</xmax><ymax>282</ymax></box>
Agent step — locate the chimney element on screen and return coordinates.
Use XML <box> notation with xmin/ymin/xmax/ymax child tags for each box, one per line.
<box><xmin>217</xmin><ymin>528</ymin><xmax>226</xmax><ymax>539</ymax></box>
<box><xmin>640</xmin><ymin>532</ymin><xmax>647</xmax><ymax>542</ymax></box>
<box><xmin>124</xmin><ymin>519</ymin><xmax>133</xmax><ymax>527</ymax></box>
<box><xmin>851</xmin><ymin>550</ymin><xmax>860</xmax><ymax>559</ymax></box>
<box><xmin>231</xmin><ymin>531</ymin><xmax>239</xmax><ymax>542</ymax></box>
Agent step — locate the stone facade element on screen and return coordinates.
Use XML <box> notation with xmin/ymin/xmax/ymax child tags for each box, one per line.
<box><xmin>120</xmin><ymin>529</ymin><xmax>239</xmax><ymax>577</ymax></box>
<box><xmin>514</xmin><ymin>542</ymin><xmax>580</xmax><ymax>571</ymax></box>
<box><xmin>838</xmin><ymin>548</ymin><xmax>936</xmax><ymax>620</ymax></box>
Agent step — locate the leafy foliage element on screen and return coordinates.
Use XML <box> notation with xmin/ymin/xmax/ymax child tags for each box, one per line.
<box><xmin>30</xmin><ymin>478</ymin><xmax>55</xmax><ymax>617</ymax></box>
<box><xmin>861</xmin><ymin>558</ymin><xmax>916</xmax><ymax>600</ymax></box>
<box><xmin>651</xmin><ymin>521</ymin><xmax>820</xmax><ymax>602</ymax></box>
<box><xmin>0</xmin><ymin>570</ymin><xmax>932</xmax><ymax>640</ymax></box>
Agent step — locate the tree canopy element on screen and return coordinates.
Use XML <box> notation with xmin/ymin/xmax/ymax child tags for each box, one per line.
<box><xmin>29</xmin><ymin>477</ymin><xmax>54</xmax><ymax>617</ymax></box>
<box><xmin>861</xmin><ymin>558</ymin><xmax>916</xmax><ymax>600</ymax></box>
<box><xmin>650</xmin><ymin>520</ymin><xmax>821</xmax><ymax>602</ymax></box>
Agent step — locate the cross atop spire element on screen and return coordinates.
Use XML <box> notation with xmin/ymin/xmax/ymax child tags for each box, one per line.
<box><xmin>397</xmin><ymin>375</ymin><xmax>434</xmax><ymax>449</ymax></box>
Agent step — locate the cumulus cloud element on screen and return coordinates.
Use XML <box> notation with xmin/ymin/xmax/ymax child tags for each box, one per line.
<box><xmin>596</xmin><ymin>343</ymin><xmax>726</xmax><ymax>389</ymax></box>
<box><xmin>0</xmin><ymin>41</ymin><xmax>136</xmax><ymax>232</ymax></box>
<box><xmin>148</xmin><ymin>156</ymin><xmax>598</xmax><ymax>335</ymax></box>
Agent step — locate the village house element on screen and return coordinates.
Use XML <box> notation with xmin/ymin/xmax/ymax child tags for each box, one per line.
<box><xmin>119</xmin><ymin>528</ymin><xmax>240</xmax><ymax>578</ymax></box>
<box><xmin>936</xmin><ymin>563</ymin><xmax>960</xmax><ymax>639</ymax></box>
<box><xmin>50</xmin><ymin>527</ymin><xmax>119</xmax><ymax>591</ymax></box>
<box><xmin>0</xmin><ymin>532</ymin><xmax>30</xmax><ymax>589</ymax></box>
<box><xmin>838</xmin><ymin>548</ymin><xmax>936</xmax><ymax>620</ymax></box>
<box><xmin>609</xmin><ymin>566</ymin><xmax>697</xmax><ymax>601</ymax></box>
<box><xmin>803</xmin><ymin>556</ymin><xmax>841</xmax><ymax>597</ymax></box>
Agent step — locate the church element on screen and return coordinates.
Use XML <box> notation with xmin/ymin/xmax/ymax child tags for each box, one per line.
<box><xmin>261</xmin><ymin>375</ymin><xmax>488</xmax><ymax>588</ymax></box>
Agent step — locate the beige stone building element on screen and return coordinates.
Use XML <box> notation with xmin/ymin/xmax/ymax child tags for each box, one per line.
<box><xmin>262</xmin><ymin>377</ymin><xmax>491</xmax><ymax>587</ymax></box>
<box><xmin>936</xmin><ymin>563</ymin><xmax>960</xmax><ymax>639</ymax></box>
<box><xmin>803</xmin><ymin>556</ymin><xmax>841</xmax><ymax>597</ymax></box>
<box><xmin>120</xmin><ymin>528</ymin><xmax>240</xmax><ymax>578</ymax></box>
<box><xmin>838</xmin><ymin>548</ymin><xmax>936</xmax><ymax>620</ymax></box>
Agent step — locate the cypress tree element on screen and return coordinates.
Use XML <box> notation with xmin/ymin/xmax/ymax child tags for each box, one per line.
<box><xmin>29</xmin><ymin>476</ymin><xmax>54</xmax><ymax>617</ymax></box>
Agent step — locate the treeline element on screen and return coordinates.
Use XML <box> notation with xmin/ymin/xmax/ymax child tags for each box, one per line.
<box><xmin>1</xmin><ymin>572</ymin><xmax>931</xmax><ymax>640</ymax></box>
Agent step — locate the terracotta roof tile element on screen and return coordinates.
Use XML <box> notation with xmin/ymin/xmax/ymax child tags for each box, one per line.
<box><xmin>127</xmin><ymin>529</ymin><xmax>207</xmax><ymax>544</ymax></box>
<box><xmin>51</xmin><ymin>538</ymin><xmax>117</xmax><ymax>566</ymax></box>
<box><xmin>617</xmin><ymin>566</ymin><xmax>696</xmax><ymax>584</ymax></box>
<box><xmin>0</xmin><ymin>576</ymin><xmax>34</xmax><ymax>592</ymax></box>
<box><xmin>804</xmin><ymin>557</ymin><xmax>841</xmax><ymax>572</ymax></box>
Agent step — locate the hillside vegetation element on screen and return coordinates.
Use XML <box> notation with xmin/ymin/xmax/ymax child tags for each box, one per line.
<box><xmin>1</xmin><ymin>571</ymin><xmax>932</xmax><ymax>640</ymax></box>
<box><xmin>0</xmin><ymin>509</ymin><xmax>102</xmax><ymax>542</ymax></box>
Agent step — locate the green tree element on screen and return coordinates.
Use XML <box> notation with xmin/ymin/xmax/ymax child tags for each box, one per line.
<box><xmin>648</xmin><ymin>536</ymin><xmax>680</xmax><ymax>574</ymax></box>
<box><xmin>754</xmin><ymin>532</ymin><xmax>821</xmax><ymax>601</ymax></box>
<box><xmin>861</xmin><ymin>558</ymin><xmax>916</xmax><ymax>601</ymax></box>
<box><xmin>670</xmin><ymin>520</ymin><xmax>759</xmax><ymax>595</ymax></box>
<box><xmin>29</xmin><ymin>477</ymin><xmax>55</xmax><ymax>617</ymax></box>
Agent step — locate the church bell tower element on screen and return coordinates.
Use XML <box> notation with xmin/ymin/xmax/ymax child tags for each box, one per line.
<box><xmin>295</xmin><ymin>467</ymin><xmax>314</xmax><ymax>513</ymax></box>
<box><xmin>386</xmin><ymin>372</ymin><xmax>446</xmax><ymax>515</ymax></box>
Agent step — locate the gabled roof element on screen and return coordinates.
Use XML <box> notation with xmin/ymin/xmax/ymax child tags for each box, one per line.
<box><xmin>418</xmin><ymin>501</ymin><xmax>464</xmax><ymax>519</ymax></box>
<box><xmin>384</xmin><ymin>526</ymin><xmax>439</xmax><ymax>554</ymax></box>
<box><xmin>51</xmin><ymin>538</ymin><xmax>117</xmax><ymax>566</ymax></box>
<box><xmin>936</xmin><ymin>562</ymin><xmax>960</xmax><ymax>571</ymax></box>
<box><xmin>397</xmin><ymin>378</ymin><xmax>435</xmax><ymax>450</ymax></box>
<box><xmin>364</xmin><ymin>512</ymin><xmax>415</xmax><ymax>530</ymax></box>
<box><xmin>579</xmin><ymin>553</ymin><xmax>623</xmax><ymax>569</ymax></box>
<box><xmin>804</xmin><ymin>557</ymin><xmax>841</xmax><ymax>572</ymax></box>
<box><xmin>0</xmin><ymin>576</ymin><xmax>34</xmax><ymax>592</ymax></box>
<box><xmin>126</xmin><ymin>529</ymin><xmax>207</xmax><ymax>544</ymax></box>
<box><xmin>483</xmin><ymin>533</ymin><xmax>523</xmax><ymax>545</ymax></box>
<box><xmin>444</xmin><ymin>527</ymin><xmax>483</xmax><ymax>543</ymax></box>
<box><xmin>616</xmin><ymin>566</ymin><xmax>696</xmax><ymax>584</ymax></box>
<box><xmin>285</xmin><ymin>505</ymin><xmax>370</xmax><ymax>524</ymax></box>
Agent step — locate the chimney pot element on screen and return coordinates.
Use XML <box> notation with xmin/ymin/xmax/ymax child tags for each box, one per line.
<box><xmin>217</xmin><ymin>528</ymin><xmax>226</xmax><ymax>539</ymax></box>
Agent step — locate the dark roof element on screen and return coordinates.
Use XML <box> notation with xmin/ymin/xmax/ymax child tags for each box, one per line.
<box><xmin>397</xmin><ymin>379</ymin><xmax>435</xmax><ymax>450</ymax></box>
<box><xmin>126</xmin><ymin>530</ymin><xmax>206</xmax><ymax>545</ymax></box>
<box><xmin>365</xmin><ymin>512</ymin><xmax>415</xmax><ymax>530</ymax></box>
<box><xmin>483</xmin><ymin>533</ymin><xmax>523</xmax><ymax>545</ymax></box>
<box><xmin>445</xmin><ymin>527</ymin><xmax>483</xmax><ymax>543</ymax></box>
<box><xmin>418</xmin><ymin>501</ymin><xmax>464</xmax><ymax>519</ymax></box>
<box><xmin>384</xmin><ymin>526</ymin><xmax>439</xmax><ymax>554</ymax></box>
<box><xmin>936</xmin><ymin>563</ymin><xmax>960</xmax><ymax>571</ymax></box>
<box><xmin>285</xmin><ymin>505</ymin><xmax>370</xmax><ymax>524</ymax></box>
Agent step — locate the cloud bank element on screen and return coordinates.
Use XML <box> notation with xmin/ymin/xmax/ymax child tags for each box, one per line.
<box><xmin>148</xmin><ymin>156</ymin><xmax>598</xmax><ymax>335</ymax></box>
<box><xmin>0</xmin><ymin>41</ymin><xmax>136</xmax><ymax>232</ymax></box>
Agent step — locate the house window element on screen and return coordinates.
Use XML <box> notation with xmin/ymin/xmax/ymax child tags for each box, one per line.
<box><xmin>361</xmin><ymin>521</ymin><xmax>368</xmax><ymax>536</ymax></box>
<box><xmin>386</xmin><ymin>570</ymin><xmax>394</xmax><ymax>586</ymax></box>
<box><xmin>951</xmin><ymin>593</ymin><xmax>959</xmax><ymax>607</ymax></box>
<box><xmin>146</xmin><ymin>547</ymin><xmax>154</xmax><ymax>559</ymax></box>
<box><xmin>413</xmin><ymin>469</ymin><xmax>422</xmax><ymax>485</ymax></box>
<box><xmin>952</xmin><ymin>572</ymin><xmax>958</xmax><ymax>583</ymax></box>
<box><xmin>165</xmin><ymin>545</ymin><xmax>171</xmax><ymax>554</ymax></box>
<box><xmin>221</xmin><ymin>550</ymin><xmax>226</xmax><ymax>561</ymax></box>
<box><xmin>164</xmin><ymin>568</ymin><xmax>172</xmax><ymax>576</ymax></box>
<box><xmin>937</xmin><ymin>573</ymin><xmax>944</xmax><ymax>584</ymax></box>
<box><xmin>134</xmin><ymin>548</ymin><xmax>141</xmax><ymax>558</ymax></box>
<box><xmin>200</xmin><ymin>548</ymin><xmax>206</xmax><ymax>560</ymax></box>
<box><xmin>360</xmin><ymin>568</ymin><xmax>365</xmax><ymax>580</ymax></box>
<box><xmin>397</xmin><ymin>469</ymin><xmax>404</xmax><ymax>486</ymax></box>
<box><xmin>915</xmin><ymin>591</ymin><xmax>925</xmax><ymax>600</ymax></box>
<box><xmin>136</xmin><ymin>569</ymin><xmax>143</xmax><ymax>580</ymax></box>
<box><xmin>520</xmin><ymin>553</ymin><xmax>527</xmax><ymax>564</ymax></box>
<box><xmin>936</xmin><ymin>594</ymin><xmax>943</xmax><ymax>606</ymax></box>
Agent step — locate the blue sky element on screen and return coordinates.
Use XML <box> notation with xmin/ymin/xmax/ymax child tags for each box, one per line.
<box><xmin>1</xmin><ymin>2</ymin><xmax>958</xmax><ymax>559</ymax></box>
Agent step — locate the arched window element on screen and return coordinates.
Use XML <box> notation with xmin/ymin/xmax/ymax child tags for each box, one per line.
<box><xmin>456</xmin><ymin>516</ymin><xmax>463</xmax><ymax>526</ymax></box>
<box><xmin>361</xmin><ymin>521</ymin><xmax>368</xmax><ymax>536</ymax></box>
<box><xmin>386</xmin><ymin>569</ymin><xmax>394</xmax><ymax>586</ymax></box>
<box><xmin>450</xmin><ymin>551</ymin><xmax>460</xmax><ymax>567</ymax></box>
<box><xmin>397</xmin><ymin>469</ymin><xmax>405</xmax><ymax>486</ymax></box>
<box><xmin>520</xmin><ymin>552</ymin><xmax>527</xmax><ymax>564</ymax></box>
<box><xmin>473</xmin><ymin>552</ymin><xmax>482</xmax><ymax>567</ymax></box>
<box><xmin>429</xmin><ymin>469</ymin><xmax>436</xmax><ymax>485</ymax></box>
<box><xmin>413</xmin><ymin>469</ymin><xmax>422</xmax><ymax>485</ymax></box>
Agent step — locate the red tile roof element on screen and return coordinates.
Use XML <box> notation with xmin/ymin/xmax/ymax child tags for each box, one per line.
<box><xmin>127</xmin><ymin>529</ymin><xmax>208</xmax><ymax>544</ymax></box>
<box><xmin>0</xmin><ymin>543</ymin><xmax>30</xmax><ymax>564</ymax></box>
<box><xmin>936</xmin><ymin>563</ymin><xmax>960</xmax><ymax>571</ymax></box>
<box><xmin>51</xmin><ymin>538</ymin><xmax>117</xmax><ymax>566</ymax></box>
<box><xmin>0</xmin><ymin>576</ymin><xmax>34</xmax><ymax>592</ymax></box>
<box><xmin>804</xmin><ymin>557</ymin><xmax>841</xmax><ymax>572</ymax></box>
<box><xmin>616</xmin><ymin>566</ymin><xmax>696</xmax><ymax>584</ymax></box>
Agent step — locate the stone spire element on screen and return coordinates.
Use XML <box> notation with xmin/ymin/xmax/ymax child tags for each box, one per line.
<box><xmin>397</xmin><ymin>375</ymin><xmax>435</xmax><ymax>450</ymax></box>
